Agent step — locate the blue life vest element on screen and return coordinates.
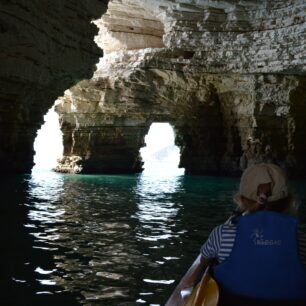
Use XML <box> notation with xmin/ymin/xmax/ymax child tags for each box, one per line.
<box><xmin>213</xmin><ymin>211</ymin><xmax>306</xmax><ymax>301</ymax></box>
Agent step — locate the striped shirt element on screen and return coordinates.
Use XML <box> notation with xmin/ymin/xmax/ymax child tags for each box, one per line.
<box><xmin>201</xmin><ymin>219</ymin><xmax>306</xmax><ymax>266</ymax></box>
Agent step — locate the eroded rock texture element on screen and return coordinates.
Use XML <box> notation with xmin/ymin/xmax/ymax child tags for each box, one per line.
<box><xmin>1</xmin><ymin>0</ymin><xmax>301</xmax><ymax>176</ymax></box>
<box><xmin>55</xmin><ymin>0</ymin><xmax>306</xmax><ymax>176</ymax></box>
<box><xmin>0</xmin><ymin>0</ymin><xmax>108</xmax><ymax>173</ymax></box>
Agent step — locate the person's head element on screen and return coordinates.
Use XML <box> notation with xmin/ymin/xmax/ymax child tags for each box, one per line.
<box><xmin>234</xmin><ymin>163</ymin><xmax>297</xmax><ymax>215</ymax></box>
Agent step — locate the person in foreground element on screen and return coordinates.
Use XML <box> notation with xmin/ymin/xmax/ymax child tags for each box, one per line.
<box><xmin>166</xmin><ymin>163</ymin><xmax>306</xmax><ymax>306</ymax></box>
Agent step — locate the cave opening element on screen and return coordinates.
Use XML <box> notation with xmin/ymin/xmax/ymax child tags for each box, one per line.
<box><xmin>32</xmin><ymin>105</ymin><xmax>63</xmax><ymax>172</ymax></box>
<box><xmin>140</xmin><ymin>123</ymin><xmax>184</xmax><ymax>176</ymax></box>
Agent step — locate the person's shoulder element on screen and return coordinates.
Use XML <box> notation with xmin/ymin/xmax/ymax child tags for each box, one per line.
<box><xmin>209</xmin><ymin>219</ymin><xmax>237</xmax><ymax>236</ymax></box>
<box><xmin>208</xmin><ymin>224</ymin><xmax>223</xmax><ymax>237</ymax></box>
<box><xmin>213</xmin><ymin>220</ymin><xmax>235</xmax><ymax>230</ymax></box>
<box><xmin>224</xmin><ymin>216</ymin><xmax>238</xmax><ymax>227</ymax></box>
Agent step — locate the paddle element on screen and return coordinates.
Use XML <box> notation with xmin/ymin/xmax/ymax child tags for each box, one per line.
<box><xmin>185</xmin><ymin>265</ymin><xmax>219</xmax><ymax>306</ymax></box>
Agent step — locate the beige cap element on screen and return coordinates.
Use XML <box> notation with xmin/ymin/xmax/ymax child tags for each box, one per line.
<box><xmin>239</xmin><ymin>163</ymin><xmax>289</xmax><ymax>203</ymax></box>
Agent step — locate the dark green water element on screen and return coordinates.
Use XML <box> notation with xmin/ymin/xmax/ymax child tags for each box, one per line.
<box><xmin>1</xmin><ymin>171</ymin><xmax>306</xmax><ymax>305</ymax></box>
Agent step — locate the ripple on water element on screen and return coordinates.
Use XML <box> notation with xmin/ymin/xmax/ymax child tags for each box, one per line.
<box><xmin>6</xmin><ymin>170</ymin><xmax>304</xmax><ymax>305</ymax></box>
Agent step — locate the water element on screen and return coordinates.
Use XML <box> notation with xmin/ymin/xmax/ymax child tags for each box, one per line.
<box><xmin>1</xmin><ymin>171</ymin><xmax>306</xmax><ymax>305</ymax></box>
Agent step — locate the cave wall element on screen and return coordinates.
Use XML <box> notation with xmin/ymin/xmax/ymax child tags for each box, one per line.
<box><xmin>56</xmin><ymin>52</ymin><xmax>305</xmax><ymax>175</ymax></box>
<box><xmin>94</xmin><ymin>0</ymin><xmax>165</xmax><ymax>53</ymax></box>
<box><xmin>0</xmin><ymin>0</ymin><xmax>109</xmax><ymax>173</ymax></box>
<box><xmin>1</xmin><ymin>0</ymin><xmax>304</xmax><ymax>176</ymax></box>
<box><xmin>163</xmin><ymin>0</ymin><xmax>305</xmax><ymax>74</ymax></box>
<box><xmin>55</xmin><ymin>0</ymin><xmax>306</xmax><ymax>175</ymax></box>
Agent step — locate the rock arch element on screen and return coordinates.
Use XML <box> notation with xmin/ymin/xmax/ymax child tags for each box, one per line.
<box><xmin>54</xmin><ymin>56</ymin><xmax>248</xmax><ymax>175</ymax></box>
<box><xmin>54</xmin><ymin>0</ymin><xmax>306</xmax><ymax>175</ymax></box>
<box><xmin>0</xmin><ymin>0</ymin><xmax>305</xmax><ymax>176</ymax></box>
<box><xmin>0</xmin><ymin>0</ymin><xmax>109</xmax><ymax>173</ymax></box>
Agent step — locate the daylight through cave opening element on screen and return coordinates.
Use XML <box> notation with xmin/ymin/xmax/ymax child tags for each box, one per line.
<box><xmin>140</xmin><ymin>123</ymin><xmax>184</xmax><ymax>176</ymax></box>
<box><xmin>32</xmin><ymin>104</ymin><xmax>63</xmax><ymax>172</ymax></box>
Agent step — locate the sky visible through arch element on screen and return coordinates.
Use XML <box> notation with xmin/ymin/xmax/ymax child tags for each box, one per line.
<box><xmin>33</xmin><ymin>110</ymin><xmax>184</xmax><ymax>175</ymax></box>
<box><xmin>140</xmin><ymin>123</ymin><xmax>184</xmax><ymax>176</ymax></box>
<box><xmin>33</xmin><ymin>107</ymin><xmax>63</xmax><ymax>171</ymax></box>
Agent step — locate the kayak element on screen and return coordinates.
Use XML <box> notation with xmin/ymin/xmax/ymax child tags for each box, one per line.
<box><xmin>165</xmin><ymin>255</ymin><xmax>219</xmax><ymax>306</ymax></box>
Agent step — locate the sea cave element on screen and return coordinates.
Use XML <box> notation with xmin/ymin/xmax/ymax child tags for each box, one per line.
<box><xmin>0</xmin><ymin>0</ymin><xmax>306</xmax><ymax>305</ymax></box>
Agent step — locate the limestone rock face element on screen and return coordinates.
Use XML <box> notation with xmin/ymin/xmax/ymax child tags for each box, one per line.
<box><xmin>55</xmin><ymin>0</ymin><xmax>306</xmax><ymax>176</ymax></box>
<box><xmin>0</xmin><ymin>0</ymin><xmax>108</xmax><ymax>173</ymax></box>
<box><xmin>162</xmin><ymin>0</ymin><xmax>306</xmax><ymax>74</ymax></box>
<box><xmin>2</xmin><ymin>0</ymin><xmax>304</xmax><ymax>176</ymax></box>
<box><xmin>95</xmin><ymin>0</ymin><xmax>165</xmax><ymax>53</ymax></box>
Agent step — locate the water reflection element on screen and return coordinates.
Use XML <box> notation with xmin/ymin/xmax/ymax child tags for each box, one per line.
<box><xmin>0</xmin><ymin>173</ymin><xmax>80</xmax><ymax>306</ymax></box>
<box><xmin>26</xmin><ymin>172</ymin><xmax>146</xmax><ymax>305</ymax></box>
<box><xmin>132</xmin><ymin>174</ymin><xmax>186</xmax><ymax>304</ymax></box>
<box><xmin>20</xmin><ymin>171</ymin><xmax>238</xmax><ymax>305</ymax></box>
<box><xmin>4</xmin><ymin>170</ymin><xmax>305</xmax><ymax>306</ymax></box>
<box><xmin>134</xmin><ymin>174</ymin><xmax>184</xmax><ymax>242</ymax></box>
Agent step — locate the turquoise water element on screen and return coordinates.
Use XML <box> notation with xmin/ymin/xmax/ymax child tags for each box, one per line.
<box><xmin>1</xmin><ymin>171</ymin><xmax>306</xmax><ymax>305</ymax></box>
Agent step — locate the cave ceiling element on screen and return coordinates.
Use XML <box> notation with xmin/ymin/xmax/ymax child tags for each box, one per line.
<box><xmin>0</xmin><ymin>0</ymin><xmax>305</xmax><ymax>175</ymax></box>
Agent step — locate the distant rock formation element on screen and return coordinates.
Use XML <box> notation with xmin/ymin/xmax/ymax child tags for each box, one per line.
<box><xmin>55</xmin><ymin>0</ymin><xmax>306</xmax><ymax>176</ymax></box>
